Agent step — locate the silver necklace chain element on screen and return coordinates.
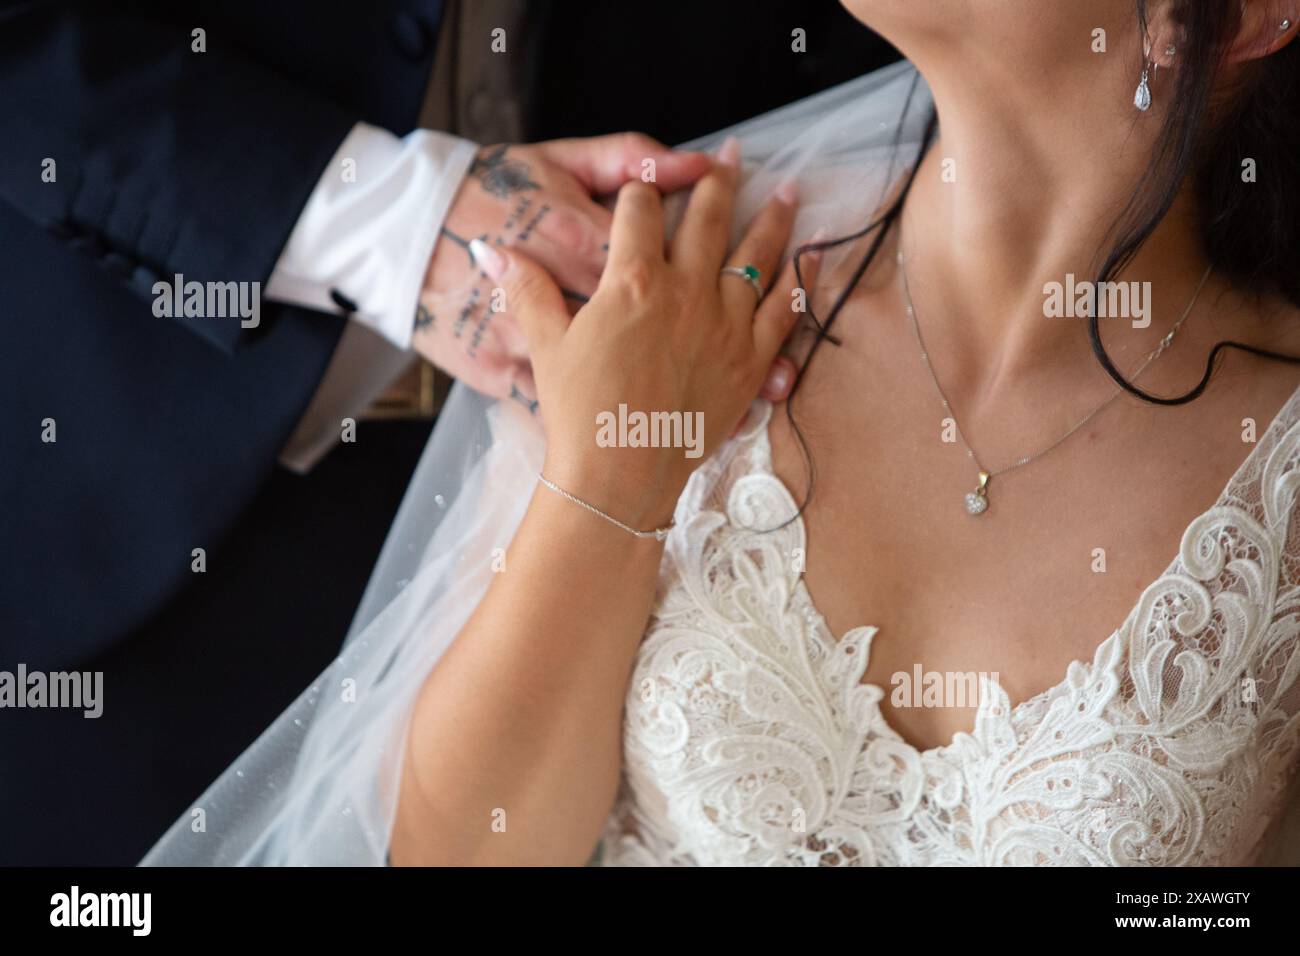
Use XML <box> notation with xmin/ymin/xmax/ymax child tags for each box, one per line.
<box><xmin>896</xmin><ymin>242</ymin><xmax>1212</xmax><ymax>515</ymax></box>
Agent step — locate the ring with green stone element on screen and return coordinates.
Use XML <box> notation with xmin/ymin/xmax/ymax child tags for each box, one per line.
<box><xmin>719</xmin><ymin>264</ymin><xmax>763</xmax><ymax>301</ymax></box>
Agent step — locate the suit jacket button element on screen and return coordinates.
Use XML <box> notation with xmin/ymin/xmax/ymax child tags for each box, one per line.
<box><xmin>390</xmin><ymin>12</ymin><xmax>433</xmax><ymax>61</ymax></box>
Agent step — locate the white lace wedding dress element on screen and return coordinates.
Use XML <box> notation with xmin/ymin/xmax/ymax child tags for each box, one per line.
<box><xmin>598</xmin><ymin>399</ymin><xmax>1300</xmax><ymax>866</ymax></box>
<box><xmin>140</xmin><ymin>60</ymin><xmax>1300</xmax><ymax>867</ymax></box>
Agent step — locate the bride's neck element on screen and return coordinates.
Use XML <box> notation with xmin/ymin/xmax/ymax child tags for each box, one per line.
<box><xmin>897</xmin><ymin>68</ymin><xmax>1212</xmax><ymax>395</ymax></box>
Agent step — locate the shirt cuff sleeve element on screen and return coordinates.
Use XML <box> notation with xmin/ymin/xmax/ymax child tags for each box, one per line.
<box><xmin>264</xmin><ymin>122</ymin><xmax>479</xmax><ymax>351</ymax></box>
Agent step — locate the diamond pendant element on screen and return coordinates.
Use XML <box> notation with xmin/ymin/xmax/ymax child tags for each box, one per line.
<box><xmin>1134</xmin><ymin>67</ymin><xmax>1152</xmax><ymax>111</ymax></box>
<box><xmin>964</xmin><ymin>470</ymin><xmax>991</xmax><ymax>516</ymax></box>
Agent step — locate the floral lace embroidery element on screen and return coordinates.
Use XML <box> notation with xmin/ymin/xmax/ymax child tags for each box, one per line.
<box><xmin>600</xmin><ymin>395</ymin><xmax>1300</xmax><ymax>866</ymax></box>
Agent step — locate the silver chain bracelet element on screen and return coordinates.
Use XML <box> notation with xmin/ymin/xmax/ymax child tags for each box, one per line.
<box><xmin>536</xmin><ymin>474</ymin><xmax>674</xmax><ymax>542</ymax></box>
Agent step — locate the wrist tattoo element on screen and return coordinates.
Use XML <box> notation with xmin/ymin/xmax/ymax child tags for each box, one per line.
<box><xmin>502</xmin><ymin>195</ymin><xmax>531</xmax><ymax>232</ymax></box>
<box><xmin>468</xmin><ymin>307</ymin><xmax>492</xmax><ymax>358</ymax></box>
<box><xmin>440</xmin><ymin>226</ymin><xmax>480</xmax><ymax>268</ymax></box>
<box><xmin>414</xmin><ymin>303</ymin><xmax>435</xmax><ymax>332</ymax></box>
<box><xmin>472</xmin><ymin>144</ymin><xmax>540</xmax><ymax>199</ymax></box>
<box><xmin>452</xmin><ymin>289</ymin><xmax>482</xmax><ymax>340</ymax></box>
<box><xmin>516</xmin><ymin>203</ymin><xmax>551</xmax><ymax>243</ymax></box>
<box><xmin>509</xmin><ymin>382</ymin><xmax>539</xmax><ymax>415</ymax></box>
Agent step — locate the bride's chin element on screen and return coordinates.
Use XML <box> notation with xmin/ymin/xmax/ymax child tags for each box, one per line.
<box><xmin>838</xmin><ymin>0</ymin><xmax>1134</xmax><ymax>67</ymax></box>
<box><xmin>837</xmin><ymin>0</ymin><xmax>981</xmax><ymax>44</ymax></box>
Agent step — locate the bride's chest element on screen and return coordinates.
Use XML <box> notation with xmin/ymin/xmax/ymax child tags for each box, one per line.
<box><xmin>616</xmin><ymin>511</ymin><xmax>1272</xmax><ymax>867</ymax></box>
<box><xmin>764</xmin><ymin>367</ymin><xmax>1288</xmax><ymax>752</ymax></box>
<box><xmin>604</xmin><ymin>401</ymin><xmax>1300</xmax><ymax>866</ymax></box>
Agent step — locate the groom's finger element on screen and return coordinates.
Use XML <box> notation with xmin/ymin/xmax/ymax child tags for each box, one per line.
<box><xmin>537</xmin><ymin>133</ymin><xmax>711</xmax><ymax>196</ymax></box>
<box><xmin>470</xmin><ymin>239</ymin><xmax>567</xmax><ymax>355</ymax></box>
<box><xmin>531</xmin><ymin>197</ymin><xmax>610</xmax><ymax>298</ymax></box>
<box><xmin>491</xmin><ymin>309</ymin><xmax>531</xmax><ymax>360</ymax></box>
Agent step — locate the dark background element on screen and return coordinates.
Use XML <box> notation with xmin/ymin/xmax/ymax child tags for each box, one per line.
<box><xmin>2</xmin><ymin>0</ymin><xmax>897</xmax><ymax>865</ymax></box>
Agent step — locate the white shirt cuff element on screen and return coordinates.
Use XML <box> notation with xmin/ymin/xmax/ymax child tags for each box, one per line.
<box><xmin>265</xmin><ymin>122</ymin><xmax>479</xmax><ymax>350</ymax></box>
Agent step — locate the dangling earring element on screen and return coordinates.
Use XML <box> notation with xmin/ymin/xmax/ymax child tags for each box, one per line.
<box><xmin>1134</xmin><ymin>60</ymin><xmax>1157</xmax><ymax>111</ymax></box>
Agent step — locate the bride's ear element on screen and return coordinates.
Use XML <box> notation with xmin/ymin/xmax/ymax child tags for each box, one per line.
<box><xmin>1226</xmin><ymin>0</ymin><xmax>1298</xmax><ymax>64</ymax></box>
<box><xmin>1139</xmin><ymin>1</ymin><xmax>1182</xmax><ymax>71</ymax></box>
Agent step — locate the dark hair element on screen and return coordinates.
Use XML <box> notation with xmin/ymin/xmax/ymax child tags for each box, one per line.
<box><xmin>1095</xmin><ymin>0</ymin><xmax>1300</xmax><ymax>403</ymax></box>
<box><xmin>784</xmin><ymin>0</ymin><xmax>1300</xmax><ymax>510</ymax></box>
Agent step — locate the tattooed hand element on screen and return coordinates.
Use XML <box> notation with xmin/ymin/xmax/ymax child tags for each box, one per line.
<box><xmin>413</xmin><ymin>133</ymin><xmax>800</xmax><ymax>412</ymax></box>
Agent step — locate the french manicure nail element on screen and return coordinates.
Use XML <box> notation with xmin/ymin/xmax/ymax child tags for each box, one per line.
<box><xmin>469</xmin><ymin>238</ymin><xmax>507</xmax><ymax>279</ymax></box>
<box><xmin>717</xmin><ymin>136</ymin><xmax>741</xmax><ymax>169</ymax></box>
<box><xmin>804</xmin><ymin>227</ymin><xmax>830</xmax><ymax>260</ymax></box>
<box><xmin>775</xmin><ymin>177</ymin><xmax>799</xmax><ymax>205</ymax></box>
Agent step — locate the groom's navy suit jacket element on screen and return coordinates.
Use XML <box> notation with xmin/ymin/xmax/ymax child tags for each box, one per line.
<box><xmin>0</xmin><ymin>0</ymin><xmax>446</xmax><ymax>667</ymax></box>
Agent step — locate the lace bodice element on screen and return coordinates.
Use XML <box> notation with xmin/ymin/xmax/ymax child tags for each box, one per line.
<box><xmin>599</xmin><ymin>395</ymin><xmax>1300</xmax><ymax>866</ymax></box>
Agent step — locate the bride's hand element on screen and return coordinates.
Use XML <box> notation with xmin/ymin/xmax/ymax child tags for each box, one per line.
<box><xmin>469</xmin><ymin>137</ymin><xmax>817</xmax><ymax>531</ymax></box>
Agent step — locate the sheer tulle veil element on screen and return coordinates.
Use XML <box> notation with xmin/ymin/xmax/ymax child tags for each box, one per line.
<box><xmin>140</xmin><ymin>59</ymin><xmax>1300</xmax><ymax>866</ymax></box>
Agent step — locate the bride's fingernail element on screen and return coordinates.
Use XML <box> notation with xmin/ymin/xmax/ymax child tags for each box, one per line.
<box><xmin>766</xmin><ymin>363</ymin><xmax>792</xmax><ymax>395</ymax></box>
<box><xmin>804</xmin><ymin>227</ymin><xmax>830</xmax><ymax>260</ymax></box>
<box><xmin>775</xmin><ymin>177</ymin><xmax>799</xmax><ymax>205</ymax></box>
<box><xmin>469</xmin><ymin>238</ymin><xmax>507</xmax><ymax>279</ymax></box>
<box><xmin>717</xmin><ymin>136</ymin><xmax>741</xmax><ymax>168</ymax></box>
